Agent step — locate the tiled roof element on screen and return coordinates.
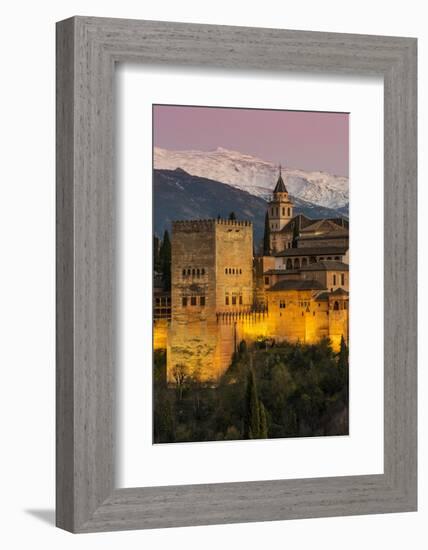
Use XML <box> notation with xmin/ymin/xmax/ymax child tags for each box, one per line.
<box><xmin>274</xmin><ymin>246</ymin><xmax>348</xmax><ymax>257</ymax></box>
<box><xmin>300</xmin><ymin>260</ymin><xmax>349</xmax><ymax>272</ymax></box>
<box><xmin>278</xmin><ymin>214</ymin><xmax>313</xmax><ymax>234</ymax></box>
<box><xmin>267</xmin><ymin>279</ymin><xmax>325</xmax><ymax>292</ymax></box>
<box><xmin>330</xmin><ymin>287</ymin><xmax>349</xmax><ymax>296</ymax></box>
<box><xmin>315</xmin><ymin>291</ymin><xmax>330</xmax><ymax>302</ymax></box>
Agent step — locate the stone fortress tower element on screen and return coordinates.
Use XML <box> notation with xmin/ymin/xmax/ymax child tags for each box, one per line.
<box><xmin>167</xmin><ymin>218</ymin><xmax>254</xmax><ymax>381</ymax></box>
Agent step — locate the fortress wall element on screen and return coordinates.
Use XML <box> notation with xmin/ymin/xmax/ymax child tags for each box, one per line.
<box><xmin>328</xmin><ymin>309</ymin><xmax>349</xmax><ymax>351</ymax></box>
<box><xmin>153</xmin><ymin>319</ymin><xmax>168</xmax><ymax>350</ymax></box>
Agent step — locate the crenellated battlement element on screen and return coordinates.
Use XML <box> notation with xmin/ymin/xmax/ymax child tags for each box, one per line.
<box><xmin>172</xmin><ymin>218</ymin><xmax>252</xmax><ymax>232</ymax></box>
<box><xmin>215</xmin><ymin>218</ymin><xmax>252</xmax><ymax>227</ymax></box>
<box><xmin>172</xmin><ymin>219</ymin><xmax>216</xmax><ymax>232</ymax></box>
<box><xmin>216</xmin><ymin>307</ymin><xmax>268</xmax><ymax>324</ymax></box>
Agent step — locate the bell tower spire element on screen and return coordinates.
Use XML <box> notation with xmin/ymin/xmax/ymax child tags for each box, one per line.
<box><xmin>267</xmin><ymin>165</ymin><xmax>294</xmax><ymax>252</ymax></box>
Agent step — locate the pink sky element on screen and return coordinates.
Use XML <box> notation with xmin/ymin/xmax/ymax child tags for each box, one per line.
<box><xmin>153</xmin><ymin>105</ymin><xmax>349</xmax><ymax>177</ymax></box>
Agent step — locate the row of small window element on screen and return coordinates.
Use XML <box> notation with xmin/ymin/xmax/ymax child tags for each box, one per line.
<box><xmin>182</xmin><ymin>268</ymin><xmax>205</xmax><ymax>278</ymax></box>
<box><xmin>182</xmin><ymin>296</ymin><xmax>205</xmax><ymax>307</ymax></box>
<box><xmin>225</xmin><ymin>293</ymin><xmax>243</xmax><ymax>306</ymax></box>
<box><xmin>332</xmin><ymin>274</ymin><xmax>346</xmax><ymax>286</ymax></box>
<box><xmin>271</xmin><ymin>207</ymin><xmax>291</xmax><ymax>217</ymax></box>
<box><xmin>224</xmin><ymin>267</ymin><xmax>243</xmax><ymax>275</ymax></box>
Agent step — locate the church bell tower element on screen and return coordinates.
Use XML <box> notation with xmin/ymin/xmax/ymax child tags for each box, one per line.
<box><xmin>268</xmin><ymin>166</ymin><xmax>294</xmax><ymax>233</ymax></box>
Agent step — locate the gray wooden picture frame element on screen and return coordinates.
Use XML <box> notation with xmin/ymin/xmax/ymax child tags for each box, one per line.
<box><xmin>56</xmin><ymin>16</ymin><xmax>417</xmax><ymax>533</ymax></box>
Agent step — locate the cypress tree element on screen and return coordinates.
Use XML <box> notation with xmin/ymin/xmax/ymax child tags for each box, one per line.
<box><xmin>160</xmin><ymin>229</ymin><xmax>171</xmax><ymax>291</ymax></box>
<box><xmin>229</xmin><ymin>211</ymin><xmax>237</xmax><ymax>220</ymax></box>
<box><xmin>244</xmin><ymin>368</ymin><xmax>260</xmax><ymax>439</ymax></box>
<box><xmin>292</xmin><ymin>219</ymin><xmax>300</xmax><ymax>248</ymax></box>
<box><xmin>263</xmin><ymin>212</ymin><xmax>271</xmax><ymax>256</ymax></box>
<box><xmin>153</xmin><ymin>234</ymin><xmax>161</xmax><ymax>272</ymax></box>
<box><xmin>338</xmin><ymin>335</ymin><xmax>348</xmax><ymax>370</ymax></box>
<box><xmin>338</xmin><ymin>335</ymin><xmax>349</xmax><ymax>402</ymax></box>
<box><xmin>259</xmin><ymin>401</ymin><xmax>268</xmax><ymax>439</ymax></box>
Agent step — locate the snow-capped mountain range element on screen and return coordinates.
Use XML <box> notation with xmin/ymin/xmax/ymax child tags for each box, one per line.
<box><xmin>154</xmin><ymin>146</ymin><xmax>349</xmax><ymax>211</ymax></box>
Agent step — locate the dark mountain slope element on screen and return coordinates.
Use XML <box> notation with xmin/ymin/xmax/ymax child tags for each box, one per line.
<box><xmin>153</xmin><ymin>169</ymin><xmax>346</xmax><ymax>246</ymax></box>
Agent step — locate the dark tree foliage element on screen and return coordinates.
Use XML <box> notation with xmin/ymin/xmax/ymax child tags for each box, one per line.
<box><xmin>292</xmin><ymin>219</ymin><xmax>300</xmax><ymax>248</ymax></box>
<box><xmin>244</xmin><ymin>368</ymin><xmax>260</xmax><ymax>439</ymax></box>
<box><xmin>153</xmin><ymin>338</ymin><xmax>349</xmax><ymax>443</ymax></box>
<box><xmin>159</xmin><ymin>229</ymin><xmax>171</xmax><ymax>291</ymax></box>
<box><xmin>228</xmin><ymin>211</ymin><xmax>237</xmax><ymax>220</ymax></box>
<box><xmin>153</xmin><ymin>234</ymin><xmax>161</xmax><ymax>272</ymax></box>
<box><xmin>263</xmin><ymin>212</ymin><xmax>271</xmax><ymax>255</ymax></box>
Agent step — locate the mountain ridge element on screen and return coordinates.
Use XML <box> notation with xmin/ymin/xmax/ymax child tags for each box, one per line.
<box><xmin>154</xmin><ymin>146</ymin><xmax>349</xmax><ymax>211</ymax></box>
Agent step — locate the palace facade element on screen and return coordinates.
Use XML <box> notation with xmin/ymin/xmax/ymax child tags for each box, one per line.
<box><xmin>154</xmin><ymin>171</ymin><xmax>349</xmax><ymax>383</ymax></box>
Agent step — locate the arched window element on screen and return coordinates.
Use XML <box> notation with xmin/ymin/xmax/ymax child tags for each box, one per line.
<box><xmin>301</xmin><ymin>258</ymin><xmax>308</xmax><ymax>266</ymax></box>
<box><xmin>333</xmin><ymin>274</ymin><xmax>337</xmax><ymax>285</ymax></box>
<box><xmin>288</xmin><ymin>208</ymin><xmax>291</xmax><ymax>216</ymax></box>
<box><xmin>232</xmin><ymin>268</ymin><xmax>235</xmax><ymax>274</ymax></box>
<box><xmin>293</xmin><ymin>258</ymin><xmax>300</xmax><ymax>269</ymax></box>
<box><xmin>333</xmin><ymin>301</ymin><xmax>339</xmax><ymax>311</ymax></box>
<box><xmin>341</xmin><ymin>273</ymin><xmax>345</xmax><ymax>286</ymax></box>
<box><xmin>196</xmin><ymin>268</ymin><xmax>200</xmax><ymax>277</ymax></box>
<box><xmin>239</xmin><ymin>268</ymin><xmax>242</xmax><ymax>274</ymax></box>
<box><xmin>286</xmin><ymin>259</ymin><xmax>292</xmax><ymax>270</ymax></box>
<box><xmin>201</xmin><ymin>268</ymin><xmax>205</xmax><ymax>275</ymax></box>
<box><xmin>182</xmin><ymin>269</ymin><xmax>186</xmax><ymax>277</ymax></box>
<box><xmin>225</xmin><ymin>268</ymin><xmax>227</xmax><ymax>274</ymax></box>
<box><xmin>187</xmin><ymin>269</ymin><xmax>191</xmax><ymax>276</ymax></box>
<box><xmin>228</xmin><ymin>268</ymin><xmax>232</xmax><ymax>274</ymax></box>
<box><xmin>192</xmin><ymin>268</ymin><xmax>195</xmax><ymax>277</ymax></box>
<box><xmin>327</xmin><ymin>256</ymin><xmax>332</xmax><ymax>261</ymax></box>
<box><xmin>334</xmin><ymin>256</ymin><xmax>340</xmax><ymax>260</ymax></box>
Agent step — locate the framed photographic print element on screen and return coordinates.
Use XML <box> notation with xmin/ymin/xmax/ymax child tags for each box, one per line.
<box><xmin>56</xmin><ymin>17</ymin><xmax>417</xmax><ymax>532</ymax></box>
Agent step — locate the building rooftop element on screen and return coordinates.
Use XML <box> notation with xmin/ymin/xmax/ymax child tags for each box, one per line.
<box><xmin>314</xmin><ymin>291</ymin><xmax>330</xmax><ymax>302</ymax></box>
<box><xmin>267</xmin><ymin>279</ymin><xmax>325</xmax><ymax>292</ymax></box>
<box><xmin>301</xmin><ymin>260</ymin><xmax>349</xmax><ymax>271</ymax></box>
<box><xmin>264</xmin><ymin>261</ymin><xmax>349</xmax><ymax>277</ymax></box>
<box><xmin>274</xmin><ymin>246</ymin><xmax>348</xmax><ymax>258</ymax></box>
<box><xmin>330</xmin><ymin>287</ymin><xmax>349</xmax><ymax>297</ymax></box>
<box><xmin>278</xmin><ymin>214</ymin><xmax>313</xmax><ymax>234</ymax></box>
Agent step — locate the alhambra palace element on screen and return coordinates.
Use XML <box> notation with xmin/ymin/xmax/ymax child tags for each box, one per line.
<box><xmin>154</xmin><ymin>171</ymin><xmax>349</xmax><ymax>383</ymax></box>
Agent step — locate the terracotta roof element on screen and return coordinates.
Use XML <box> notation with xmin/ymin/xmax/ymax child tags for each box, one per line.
<box><xmin>300</xmin><ymin>260</ymin><xmax>349</xmax><ymax>272</ymax></box>
<box><xmin>330</xmin><ymin>288</ymin><xmax>349</xmax><ymax>297</ymax></box>
<box><xmin>315</xmin><ymin>291</ymin><xmax>330</xmax><ymax>302</ymax></box>
<box><xmin>265</xmin><ymin>261</ymin><xmax>348</xmax><ymax>275</ymax></box>
<box><xmin>274</xmin><ymin>246</ymin><xmax>348</xmax><ymax>257</ymax></box>
<box><xmin>278</xmin><ymin>214</ymin><xmax>313</xmax><ymax>234</ymax></box>
<box><xmin>267</xmin><ymin>279</ymin><xmax>325</xmax><ymax>292</ymax></box>
<box><xmin>263</xmin><ymin>269</ymin><xmax>293</xmax><ymax>275</ymax></box>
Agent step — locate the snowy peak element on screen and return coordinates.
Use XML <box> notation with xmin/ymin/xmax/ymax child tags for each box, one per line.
<box><xmin>153</xmin><ymin>147</ymin><xmax>349</xmax><ymax>210</ymax></box>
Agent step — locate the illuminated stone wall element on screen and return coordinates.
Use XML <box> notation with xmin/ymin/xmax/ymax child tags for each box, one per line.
<box><xmin>153</xmin><ymin>319</ymin><xmax>168</xmax><ymax>350</ymax></box>
<box><xmin>167</xmin><ymin>219</ymin><xmax>254</xmax><ymax>383</ymax></box>
<box><xmin>160</xmin><ymin>218</ymin><xmax>349</xmax><ymax>384</ymax></box>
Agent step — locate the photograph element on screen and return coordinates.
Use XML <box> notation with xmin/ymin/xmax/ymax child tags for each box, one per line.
<box><xmin>152</xmin><ymin>105</ymin><xmax>350</xmax><ymax>444</ymax></box>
